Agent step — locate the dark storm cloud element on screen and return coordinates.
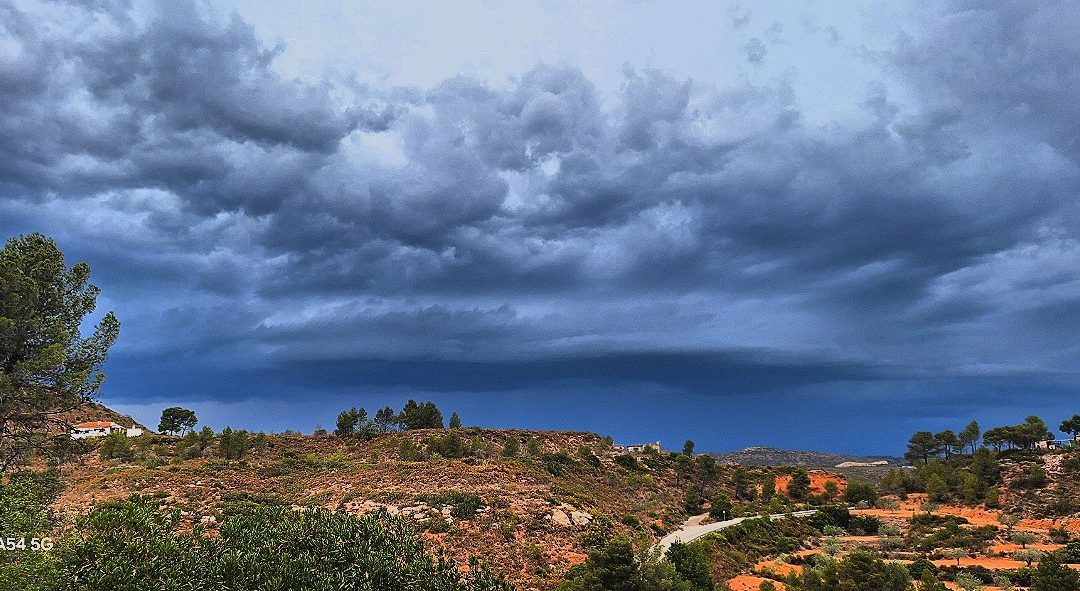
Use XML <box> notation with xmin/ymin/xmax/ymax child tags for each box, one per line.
<box><xmin>4</xmin><ymin>0</ymin><xmax>1080</xmax><ymax>400</ymax></box>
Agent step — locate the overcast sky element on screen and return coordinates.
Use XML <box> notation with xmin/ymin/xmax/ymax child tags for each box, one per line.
<box><xmin>4</xmin><ymin>0</ymin><xmax>1080</xmax><ymax>454</ymax></box>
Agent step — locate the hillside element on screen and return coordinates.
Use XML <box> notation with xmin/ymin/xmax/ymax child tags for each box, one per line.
<box><xmin>57</xmin><ymin>401</ymin><xmax>148</xmax><ymax>431</ymax></box>
<box><xmin>29</xmin><ymin>413</ymin><xmax>1080</xmax><ymax>590</ymax></box>
<box><xmin>710</xmin><ymin>446</ymin><xmax>903</xmax><ymax>483</ymax></box>
<box><xmin>53</xmin><ymin>428</ymin><xmax>704</xmax><ymax>590</ymax></box>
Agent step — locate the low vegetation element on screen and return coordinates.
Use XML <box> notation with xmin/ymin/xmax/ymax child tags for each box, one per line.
<box><xmin>0</xmin><ymin>491</ymin><xmax>512</xmax><ymax>591</ymax></box>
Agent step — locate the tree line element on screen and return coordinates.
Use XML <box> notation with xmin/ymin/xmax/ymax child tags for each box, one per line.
<box><xmin>330</xmin><ymin>400</ymin><xmax>461</xmax><ymax>438</ymax></box>
<box><xmin>905</xmin><ymin>414</ymin><xmax>1080</xmax><ymax>465</ymax></box>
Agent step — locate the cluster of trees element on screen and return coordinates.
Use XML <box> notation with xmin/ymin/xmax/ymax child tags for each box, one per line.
<box><xmin>0</xmin><ymin>235</ymin><xmax>120</xmax><ymax>471</ymax></box>
<box><xmin>782</xmin><ymin>551</ymin><xmax>912</xmax><ymax>591</ymax></box>
<box><xmin>905</xmin><ymin>415</ymin><xmax>1075</xmax><ymax>463</ymax></box>
<box><xmin>333</xmin><ymin>401</ymin><xmax>455</xmax><ymax>438</ymax></box>
<box><xmin>904</xmin><ymin>421</ymin><xmax>984</xmax><ymax>465</ymax></box>
<box><xmin>675</xmin><ymin>444</ymin><xmax>724</xmax><ymax>515</ymax></box>
<box><xmin>883</xmin><ymin>447</ymin><xmax>1001</xmax><ymax>504</ymax></box>
<box><xmin>558</xmin><ymin>538</ymin><xmax>714</xmax><ymax>591</ymax></box>
<box><xmin>778</xmin><ymin>549</ymin><xmax>1080</xmax><ymax>591</ymax></box>
<box><xmin>0</xmin><ymin>490</ymin><xmax>512</xmax><ymax>591</ymax></box>
<box><xmin>891</xmin><ymin>416</ymin><xmax>1079</xmax><ymax>504</ymax></box>
<box><xmin>983</xmin><ymin>416</ymin><xmax>1054</xmax><ymax>452</ymax></box>
<box><xmin>668</xmin><ymin>441</ymin><xmax>872</xmax><ymax>518</ymax></box>
<box><xmin>96</xmin><ymin>425</ymin><xmax>263</xmax><ymax>465</ymax></box>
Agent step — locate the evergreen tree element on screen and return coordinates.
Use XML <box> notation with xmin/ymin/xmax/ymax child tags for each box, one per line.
<box><xmin>708</xmin><ymin>493</ymin><xmax>733</xmax><ymax>521</ymax></box>
<box><xmin>158</xmin><ymin>407</ymin><xmax>198</xmax><ymax>436</ymax></box>
<box><xmin>1031</xmin><ymin>555</ymin><xmax>1080</xmax><ymax>591</ymax></box>
<box><xmin>787</xmin><ymin>469</ymin><xmax>811</xmax><ymax>501</ymax></box>
<box><xmin>665</xmin><ymin>541</ymin><xmax>714</xmax><ymax>591</ymax></box>
<box><xmin>1061</xmin><ymin>415</ymin><xmax>1080</xmax><ymax>441</ymax></box>
<box><xmin>374</xmin><ymin>407</ymin><xmax>397</xmax><ymax>432</ymax></box>
<box><xmin>682</xmin><ymin>440</ymin><xmax>695</xmax><ymax>457</ymax></box>
<box><xmin>399</xmin><ymin>400</ymin><xmax>444</xmax><ymax>430</ymax></box>
<box><xmin>696</xmin><ymin>455</ymin><xmax>720</xmax><ymax>496</ymax></box>
<box><xmin>0</xmin><ymin>234</ymin><xmax>120</xmax><ymax>470</ymax></box>
<box><xmin>925</xmin><ymin>474</ymin><xmax>949</xmax><ymax>502</ymax></box>
<box><xmin>905</xmin><ymin>431</ymin><xmax>943</xmax><ymax>465</ymax></box>
<box><xmin>958</xmin><ymin>421</ymin><xmax>981</xmax><ymax>455</ymax></box>
<box><xmin>335</xmin><ymin>408</ymin><xmax>365</xmax><ymax>437</ymax></box>
<box><xmin>557</xmin><ymin>537</ymin><xmax>640</xmax><ymax>591</ymax></box>
<box><xmin>501</xmin><ymin>438</ymin><xmax>520</xmax><ymax>457</ymax></box>
<box><xmin>935</xmin><ymin>430</ymin><xmax>958</xmax><ymax>460</ymax></box>
<box><xmin>217</xmin><ymin>427</ymin><xmax>251</xmax><ymax>460</ymax></box>
<box><xmin>760</xmin><ymin>475</ymin><xmax>776</xmax><ymax>500</ymax></box>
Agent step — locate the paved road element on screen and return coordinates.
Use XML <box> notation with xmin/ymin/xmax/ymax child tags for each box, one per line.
<box><xmin>653</xmin><ymin>509</ymin><xmax>820</xmax><ymax>555</ymax></box>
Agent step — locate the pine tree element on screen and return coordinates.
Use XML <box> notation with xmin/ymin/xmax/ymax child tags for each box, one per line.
<box><xmin>0</xmin><ymin>234</ymin><xmax>120</xmax><ymax>470</ymax></box>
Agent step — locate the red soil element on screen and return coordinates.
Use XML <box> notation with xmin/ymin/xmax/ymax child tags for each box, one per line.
<box><xmin>990</xmin><ymin>542</ymin><xmax>1062</xmax><ymax>554</ymax></box>
<box><xmin>932</xmin><ymin>557</ymin><xmax>1026</xmax><ymax>569</ymax></box>
<box><xmin>728</xmin><ymin>574</ymin><xmax>785</xmax><ymax>590</ymax></box>
<box><xmin>774</xmin><ymin>470</ymin><xmax>847</xmax><ymax>495</ymax></box>
<box><xmin>755</xmin><ymin>558</ymin><xmax>803</xmax><ymax>576</ymax></box>
<box><xmin>564</xmin><ymin>552</ymin><xmax>587</xmax><ymax>565</ymax></box>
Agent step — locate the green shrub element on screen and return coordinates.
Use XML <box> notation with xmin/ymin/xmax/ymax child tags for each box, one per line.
<box><xmin>426</xmin><ymin>433</ymin><xmax>467</xmax><ymax>458</ymax></box>
<box><xmin>398</xmin><ymin>439</ymin><xmax>423</xmax><ymax>461</ymax></box>
<box><xmin>692</xmin><ymin>516</ymin><xmax>817</xmax><ymax>582</ymax></box>
<box><xmin>98</xmin><ymin>433</ymin><xmax>134</xmax><ymax>461</ymax></box>
<box><xmin>849</xmin><ymin>515</ymin><xmax>882</xmax><ymax>535</ymax></box>
<box><xmin>0</xmin><ymin>472</ymin><xmax>63</xmax><ymax>589</ymax></box>
<box><xmin>541</xmin><ymin>451</ymin><xmax>575</xmax><ymax>476</ymax></box>
<box><xmin>217</xmin><ymin>427</ymin><xmax>251</xmax><ymax>460</ymax></box>
<box><xmin>422</xmin><ymin>491</ymin><xmax>484</xmax><ymax>519</ymax></box>
<box><xmin>525</xmin><ymin>438</ymin><xmax>542</xmax><ymax>457</ymax></box>
<box><xmin>665</xmin><ymin>541</ymin><xmax>715</xmax><ymax>591</ymax></box>
<box><xmin>558</xmin><ymin>537</ymin><xmax>710</xmax><ymax>591</ymax></box>
<box><xmin>1011</xmin><ymin>465</ymin><xmax>1049</xmax><ymax>490</ymax></box>
<box><xmin>785</xmin><ymin>550</ymin><xmax>911</xmax><ymax>591</ymax></box>
<box><xmin>501</xmin><ymin>438</ymin><xmax>520</xmax><ymax>457</ymax></box>
<box><xmin>844</xmin><ymin>481</ymin><xmax>879</xmax><ymax>506</ymax></box>
<box><xmin>46</xmin><ymin>496</ymin><xmax>512</xmax><ymax>591</ymax></box>
<box><xmin>577</xmin><ymin>446</ymin><xmax>601</xmax><ymax>469</ymax></box>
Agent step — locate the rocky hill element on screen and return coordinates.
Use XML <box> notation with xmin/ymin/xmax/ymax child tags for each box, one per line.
<box><xmin>53</xmin><ymin>428</ymin><xmax>703</xmax><ymax>590</ymax></box>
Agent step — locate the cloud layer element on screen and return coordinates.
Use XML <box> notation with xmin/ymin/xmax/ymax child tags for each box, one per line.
<box><xmin>4</xmin><ymin>1</ymin><xmax>1080</xmax><ymax>448</ymax></box>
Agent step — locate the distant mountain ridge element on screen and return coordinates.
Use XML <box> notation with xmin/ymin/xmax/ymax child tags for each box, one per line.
<box><xmin>708</xmin><ymin>446</ymin><xmax>903</xmax><ymax>469</ymax></box>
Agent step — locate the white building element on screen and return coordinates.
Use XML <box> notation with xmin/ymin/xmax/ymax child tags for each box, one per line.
<box><xmin>70</xmin><ymin>421</ymin><xmax>144</xmax><ymax>440</ymax></box>
<box><xmin>1036</xmin><ymin>439</ymin><xmax>1072</xmax><ymax>450</ymax></box>
<box><xmin>625</xmin><ymin>441</ymin><xmax>662</xmax><ymax>453</ymax></box>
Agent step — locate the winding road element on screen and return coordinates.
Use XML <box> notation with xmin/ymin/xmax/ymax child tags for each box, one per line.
<box><xmin>653</xmin><ymin>509</ymin><xmax>820</xmax><ymax>555</ymax></box>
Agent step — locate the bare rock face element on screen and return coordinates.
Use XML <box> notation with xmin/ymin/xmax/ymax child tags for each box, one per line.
<box><xmin>570</xmin><ymin>511</ymin><xmax>592</xmax><ymax>526</ymax></box>
<box><xmin>550</xmin><ymin>509</ymin><xmax>571</xmax><ymax>526</ymax></box>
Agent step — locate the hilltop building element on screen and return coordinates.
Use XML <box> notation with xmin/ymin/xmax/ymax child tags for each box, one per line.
<box><xmin>625</xmin><ymin>441</ymin><xmax>662</xmax><ymax>453</ymax></box>
<box><xmin>70</xmin><ymin>421</ymin><xmax>144</xmax><ymax>440</ymax></box>
<box><xmin>1036</xmin><ymin>439</ymin><xmax>1073</xmax><ymax>450</ymax></box>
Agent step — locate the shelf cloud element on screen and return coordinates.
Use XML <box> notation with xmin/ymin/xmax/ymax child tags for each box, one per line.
<box><xmin>4</xmin><ymin>0</ymin><xmax>1080</xmax><ymax>450</ymax></box>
